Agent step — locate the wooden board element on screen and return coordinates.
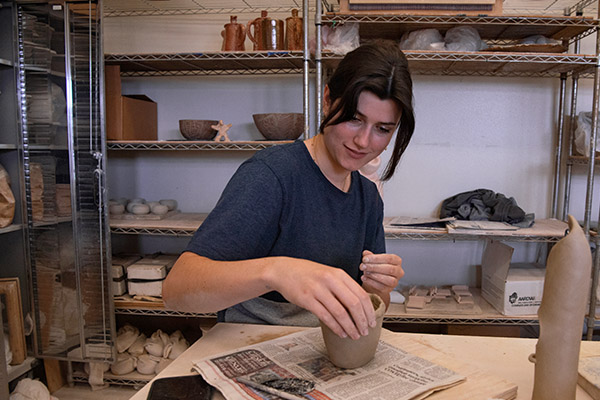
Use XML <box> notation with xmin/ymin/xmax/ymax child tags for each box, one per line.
<box><xmin>339</xmin><ymin>0</ymin><xmax>503</xmax><ymax>15</ymax></box>
<box><xmin>381</xmin><ymin>330</ymin><xmax>517</xmax><ymax>399</ymax></box>
<box><xmin>579</xmin><ymin>356</ymin><xmax>600</xmax><ymax>399</ymax></box>
<box><xmin>486</xmin><ymin>43</ymin><xmax>567</xmax><ymax>53</ymax></box>
<box><xmin>109</xmin><ymin>212</ymin><xmax>207</xmax><ymax>231</ymax></box>
<box><xmin>0</xmin><ymin>278</ymin><xmax>26</xmax><ymax>365</ymax></box>
<box><xmin>109</xmin><ymin>209</ymin><xmax>179</xmax><ymax>221</ymax></box>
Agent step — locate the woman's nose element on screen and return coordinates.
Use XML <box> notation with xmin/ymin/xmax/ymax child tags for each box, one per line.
<box><xmin>354</xmin><ymin>126</ymin><xmax>370</xmax><ymax>148</ymax></box>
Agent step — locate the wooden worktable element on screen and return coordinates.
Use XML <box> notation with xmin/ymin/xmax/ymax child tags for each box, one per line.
<box><xmin>129</xmin><ymin>323</ymin><xmax>600</xmax><ymax>400</ymax></box>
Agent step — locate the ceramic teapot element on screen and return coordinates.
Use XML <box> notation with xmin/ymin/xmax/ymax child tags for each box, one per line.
<box><xmin>247</xmin><ymin>10</ymin><xmax>284</xmax><ymax>50</ymax></box>
<box><xmin>221</xmin><ymin>15</ymin><xmax>246</xmax><ymax>51</ymax></box>
<box><xmin>285</xmin><ymin>9</ymin><xmax>303</xmax><ymax>51</ymax></box>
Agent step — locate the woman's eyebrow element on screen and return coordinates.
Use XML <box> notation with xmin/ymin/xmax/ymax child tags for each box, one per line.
<box><xmin>355</xmin><ymin>109</ymin><xmax>398</xmax><ymax>126</ymax></box>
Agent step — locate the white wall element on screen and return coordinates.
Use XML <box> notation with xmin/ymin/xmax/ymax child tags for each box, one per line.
<box><xmin>104</xmin><ymin>13</ymin><xmax>600</xmax><ymax>287</ymax></box>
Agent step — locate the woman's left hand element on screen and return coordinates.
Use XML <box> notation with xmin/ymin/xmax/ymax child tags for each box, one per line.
<box><xmin>359</xmin><ymin>250</ymin><xmax>404</xmax><ymax>294</ymax></box>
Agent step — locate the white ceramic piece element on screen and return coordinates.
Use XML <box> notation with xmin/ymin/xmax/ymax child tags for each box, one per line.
<box><xmin>110</xmin><ymin>353</ymin><xmax>136</xmax><ymax>375</ymax></box>
<box><xmin>168</xmin><ymin>336</ymin><xmax>189</xmax><ymax>360</ymax></box>
<box><xmin>109</xmin><ymin>204</ymin><xmax>125</xmax><ymax>215</ymax></box>
<box><xmin>131</xmin><ymin>203</ymin><xmax>151</xmax><ymax>215</ymax></box>
<box><xmin>116</xmin><ymin>325</ymin><xmax>140</xmax><ymax>353</ymax></box>
<box><xmin>151</xmin><ymin>204</ymin><xmax>169</xmax><ymax>215</ymax></box>
<box><xmin>128</xmin><ymin>333</ymin><xmax>147</xmax><ymax>356</ymax></box>
<box><xmin>137</xmin><ymin>354</ymin><xmax>158</xmax><ymax>375</ymax></box>
<box><xmin>159</xmin><ymin>199</ymin><xmax>177</xmax><ymax>211</ymax></box>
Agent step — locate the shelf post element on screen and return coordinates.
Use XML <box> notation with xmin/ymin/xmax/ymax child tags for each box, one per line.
<box><xmin>303</xmin><ymin>0</ymin><xmax>310</xmax><ymax>139</ymax></box>
<box><xmin>315</xmin><ymin>0</ymin><xmax>323</xmax><ymax>135</ymax></box>
<box><xmin>552</xmin><ymin>73</ymin><xmax>567</xmax><ymax>219</ymax></box>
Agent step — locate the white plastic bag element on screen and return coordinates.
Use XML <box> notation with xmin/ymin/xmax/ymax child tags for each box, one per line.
<box><xmin>399</xmin><ymin>29</ymin><xmax>444</xmax><ymax>50</ymax></box>
<box><xmin>574</xmin><ymin>111</ymin><xmax>597</xmax><ymax>156</ymax></box>
<box><xmin>322</xmin><ymin>23</ymin><xmax>360</xmax><ymax>55</ymax></box>
<box><xmin>444</xmin><ymin>26</ymin><xmax>487</xmax><ymax>51</ymax></box>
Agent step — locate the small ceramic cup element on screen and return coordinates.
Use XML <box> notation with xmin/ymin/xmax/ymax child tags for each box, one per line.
<box><xmin>320</xmin><ymin>293</ymin><xmax>385</xmax><ymax>369</ymax></box>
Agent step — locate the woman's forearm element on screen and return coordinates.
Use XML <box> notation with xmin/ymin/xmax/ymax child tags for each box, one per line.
<box><xmin>162</xmin><ymin>251</ymin><xmax>280</xmax><ymax>313</ymax></box>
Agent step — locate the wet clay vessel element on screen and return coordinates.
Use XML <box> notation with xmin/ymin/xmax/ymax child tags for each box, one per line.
<box><xmin>320</xmin><ymin>293</ymin><xmax>385</xmax><ymax>369</ymax></box>
<box><xmin>531</xmin><ymin>215</ymin><xmax>592</xmax><ymax>400</ymax></box>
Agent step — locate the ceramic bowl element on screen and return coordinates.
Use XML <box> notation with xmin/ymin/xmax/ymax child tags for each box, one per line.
<box><xmin>179</xmin><ymin>120</ymin><xmax>219</xmax><ymax>140</ymax></box>
<box><xmin>252</xmin><ymin>113</ymin><xmax>304</xmax><ymax>140</ymax></box>
<box><xmin>320</xmin><ymin>293</ymin><xmax>385</xmax><ymax>369</ymax></box>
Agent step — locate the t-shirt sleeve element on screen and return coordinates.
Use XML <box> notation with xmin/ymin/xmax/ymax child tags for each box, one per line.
<box><xmin>185</xmin><ymin>158</ymin><xmax>283</xmax><ymax>261</ymax></box>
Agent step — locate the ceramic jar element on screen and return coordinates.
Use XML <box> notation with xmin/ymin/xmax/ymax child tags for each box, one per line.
<box><xmin>285</xmin><ymin>9</ymin><xmax>303</xmax><ymax>51</ymax></box>
<box><xmin>221</xmin><ymin>15</ymin><xmax>246</xmax><ymax>51</ymax></box>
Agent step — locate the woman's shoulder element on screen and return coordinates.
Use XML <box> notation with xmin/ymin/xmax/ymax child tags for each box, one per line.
<box><xmin>252</xmin><ymin>140</ymin><xmax>308</xmax><ymax>169</ymax></box>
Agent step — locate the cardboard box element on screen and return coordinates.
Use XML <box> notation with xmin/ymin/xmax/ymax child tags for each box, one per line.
<box><xmin>481</xmin><ymin>241</ymin><xmax>545</xmax><ymax>316</ymax></box>
<box><xmin>105</xmin><ymin>65</ymin><xmax>157</xmax><ymax>140</ymax></box>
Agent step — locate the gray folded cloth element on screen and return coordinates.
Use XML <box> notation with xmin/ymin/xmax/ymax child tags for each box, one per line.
<box><xmin>441</xmin><ymin>188</ymin><xmax>534</xmax><ymax>226</ymax></box>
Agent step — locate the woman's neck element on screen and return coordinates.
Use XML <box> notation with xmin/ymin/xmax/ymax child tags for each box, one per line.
<box><xmin>306</xmin><ymin>134</ymin><xmax>351</xmax><ymax>192</ymax></box>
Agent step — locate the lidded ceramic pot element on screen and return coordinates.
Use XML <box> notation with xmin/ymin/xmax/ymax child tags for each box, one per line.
<box><xmin>221</xmin><ymin>15</ymin><xmax>246</xmax><ymax>51</ymax></box>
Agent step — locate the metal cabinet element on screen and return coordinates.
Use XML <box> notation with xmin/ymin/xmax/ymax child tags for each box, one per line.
<box><xmin>14</xmin><ymin>1</ymin><xmax>114</xmax><ymax>362</ymax></box>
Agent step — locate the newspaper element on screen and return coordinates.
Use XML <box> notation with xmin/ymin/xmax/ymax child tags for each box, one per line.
<box><xmin>193</xmin><ymin>328</ymin><xmax>465</xmax><ymax>400</ymax></box>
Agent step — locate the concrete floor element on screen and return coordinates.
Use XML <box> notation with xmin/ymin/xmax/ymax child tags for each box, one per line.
<box><xmin>53</xmin><ymin>383</ymin><xmax>137</xmax><ymax>400</ymax></box>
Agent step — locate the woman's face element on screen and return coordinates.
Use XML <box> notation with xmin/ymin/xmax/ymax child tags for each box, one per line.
<box><xmin>323</xmin><ymin>89</ymin><xmax>401</xmax><ymax>173</ymax></box>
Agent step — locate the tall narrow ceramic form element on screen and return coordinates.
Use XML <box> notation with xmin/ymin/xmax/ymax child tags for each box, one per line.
<box><xmin>285</xmin><ymin>9</ymin><xmax>303</xmax><ymax>51</ymax></box>
<box><xmin>531</xmin><ymin>215</ymin><xmax>592</xmax><ymax>400</ymax></box>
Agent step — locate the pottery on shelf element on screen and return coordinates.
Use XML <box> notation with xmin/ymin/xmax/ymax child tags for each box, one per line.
<box><xmin>252</xmin><ymin>113</ymin><xmax>304</xmax><ymax>140</ymax></box>
<box><xmin>159</xmin><ymin>199</ymin><xmax>177</xmax><ymax>211</ymax></box>
<box><xmin>131</xmin><ymin>203</ymin><xmax>150</xmax><ymax>215</ymax></box>
<box><xmin>179</xmin><ymin>120</ymin><xmax>219</xmax><ymax>140</ymax></box>
<box><xmin>151</xmin><ymin>204</ymin><xmax>169</xmax><ymax>215</ymax></box>
<box><xmin>285</xmin><ymin>9</ymin><xmax>303</xmax><ymax>51</ymax></box>
<box><xmin>221</xmin><ymin>15</ymin><xmax>246</xmax><ymax>51</ymax></box>
<box><xmin>320</xmin><ymin>293</ymin><xmax>385</xmax><ymax>369</ymax></box>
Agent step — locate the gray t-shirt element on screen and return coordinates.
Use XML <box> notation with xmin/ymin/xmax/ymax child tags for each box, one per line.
<box><xmin>185</xmin><ymin>140</ymin><xmax>385</xmax><ymax>325</ymax></box>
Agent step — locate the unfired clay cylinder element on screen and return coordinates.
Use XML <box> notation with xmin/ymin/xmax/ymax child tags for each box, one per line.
<box><xmin>531</xmin><ymin>215</ymin><xmax>592</xmax><ymax>400</ymax></box>
<box><xmin>320</xmin><ymin>293</ymin><xmax>385</xmax><ymax>369</ymax></box>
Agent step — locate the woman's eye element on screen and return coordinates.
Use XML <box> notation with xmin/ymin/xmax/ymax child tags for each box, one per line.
<box><xmin>377</xmin><ymin>126</ymin><xmax>391</xmax><ymax>134</ymax></box>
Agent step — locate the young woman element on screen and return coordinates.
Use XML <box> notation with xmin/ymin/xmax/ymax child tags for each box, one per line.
<box><xmin>163</xmin><ymin>40</ymin><xmax>416</xmax><ymax>341</ymax></box>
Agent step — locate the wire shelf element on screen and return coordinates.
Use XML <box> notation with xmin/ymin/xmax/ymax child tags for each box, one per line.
<box><xmin>107</xmin><ymin>140</ymin><xmax>293</xmax><ymax>151</ymax></box>
<box><xmin>105</xmin><ymin>52</ymin><xmax>309</xmax><ymax>77</ymax></box>
<box><xmin>322</xmin><ymin>51</ymin><xmax>597</xmax><ymax>78</ymax></box>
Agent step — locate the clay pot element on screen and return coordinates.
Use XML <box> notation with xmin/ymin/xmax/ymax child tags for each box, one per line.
<box><xmin>285</xmin><ymin>9</ymin><xmax>303</xmax><ymax>51</ymax></box>
<box><xmin>320</xmin><ymin>293</ymin><xmax>385</xmax><ymax>369</ymax></box>
<box><xmin>221</xmin><ymin>15</ymin><xmax>246</xmax><ymax>51</ymax></box>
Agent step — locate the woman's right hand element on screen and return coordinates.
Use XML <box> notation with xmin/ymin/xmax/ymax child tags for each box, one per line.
<box><xmin>267</xmin><ymin>257</ymin><xmax>376</xmax><ymax>340</ymax></box>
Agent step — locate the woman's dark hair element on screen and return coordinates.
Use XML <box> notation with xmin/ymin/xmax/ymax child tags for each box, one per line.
<box><xmin>319</xmin><ymin>39</ymin><xmax>415</xmax><ymax>181</ymax></box>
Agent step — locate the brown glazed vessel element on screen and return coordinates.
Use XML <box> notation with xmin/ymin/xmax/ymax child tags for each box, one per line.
<box><xmin>285</xmin><ymin>9</ymin><xmax>303</xmax><ymax>51</ymax></box>
<box><xmin>246</xmin><ymin>10</ymin><xmax>267</xmax><ymax>50</ymax></box>
<box><xmin>320</xmin><ymin>293</ymin><xmax>385</xmax><ymax>369</ymax></box>
<box><xmin>221</xmin><ymin>15</ymin><xmax>246</xmax><ymax>51</ymax></box>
